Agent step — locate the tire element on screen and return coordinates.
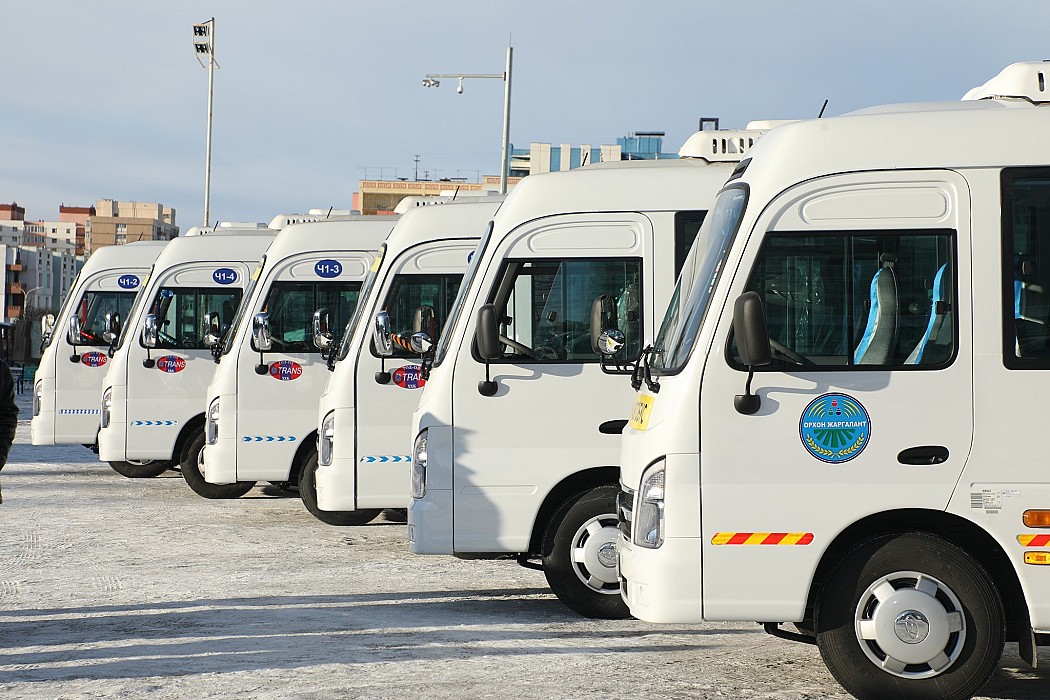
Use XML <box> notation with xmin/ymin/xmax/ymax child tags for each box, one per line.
<box><xmin>180</xmin><ymin>429</ymin><xmax>256</xmax><ymax>499</ymax></box>
<box><xmin>542</xmin><ymin>486</ymin><xmax>631</xmax><ymax>619</ymax></box>
<box><xmin>298</xmin><ymin>452</ymin><xmax>380</xmax><ymax>526</ymax></box>
<box><xmin>384</xmin><ymin>509</ymin><xmax>408</xmax><ymax>523</ymax></box>
<box><xmin>814</xmin><ymin>532</ymin><xmax>1004</xmax><ymax>700</ymax></box>
<box><xmin>109</xmin><ymin>459</ymin><xmax>172</xmax><ymax>478</ymax></box>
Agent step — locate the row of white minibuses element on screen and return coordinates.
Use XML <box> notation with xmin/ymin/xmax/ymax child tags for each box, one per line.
<box><xmin>30</xmin><ymin>60</ymin><xmax>1050</xmax><ymax>700</ymax></box>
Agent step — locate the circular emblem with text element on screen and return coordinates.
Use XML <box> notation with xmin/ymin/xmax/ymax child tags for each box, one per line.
<box><xmin>82</xmin><ymin>351</ymin><xmax>108</xmax><ymax>368</ymax></box>
<box><xmin>799</xmin><ymin>393</ymin><xmax>870</xmax><ymax>463</ymax></box>
<box><xmin>212</xmin><ymin>268</ymin><xmax>238</xmax><ymax>285</ymax></box>
<box><xmin>117</xmin><ymin>274</ymin><xmax>140</xmax><ymax>290</ymax></box>
<box><xmin>269</xmin><ymin>360</ymin><xmax>303</xmax><ymax>381</ymax></box>
<box><xmin>156</xmin><ymin>355</ymin><xmax>187</xmax><ymax>373</ymax></box>
<box><xmin>392</xmin><ymin>364</ymin><xmax>425</xmax><ymax>389</ymax></box>
<box><xmin>314</xmin><ymin>259</ymin><xmax>343</xmax><ymax>278</ymax></box>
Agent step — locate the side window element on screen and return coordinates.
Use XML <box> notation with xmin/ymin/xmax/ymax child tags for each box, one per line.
<box><xmin>674</xmin><ymin>210</ymin><xmax>707</xmax><ymax>278</ymax></box>
<box><xmin>260</xmin><ymin>281</ymin><xmax>362</xmax><ymax>353</ymax></box>
<box><xmin>1003</xmin><ymin>170</ymin><xmax>1050</xmax><ymax>368</ymax></box>
<box><xmin>149</xmin><ymin>287</ymin><xmax>243</xmax><ymax>350</ymax></box>
<box><xmin>374</xmin><ymin>274</ymin><xmax>462</xmax><ymax>358</ymax></box>
<box><xmin>76</xmin><ymin>291</ymin><xmax>136</xmax><ymax>346</ymax></box>
<box><xmin>487</xmin><ymin>258</ymin><xmax>643</xmax><ymax>362</ymax></box>
<box><xmin>731</xmin><ymin>231</ymin><xmax>955</xmax><ymax>368</ymax></box>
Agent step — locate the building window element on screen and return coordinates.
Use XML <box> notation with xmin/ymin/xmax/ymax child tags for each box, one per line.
<box><xmin>115</xmin><ymin>223</ymin><xmax>127</xmax><ymax>233</ymax></box>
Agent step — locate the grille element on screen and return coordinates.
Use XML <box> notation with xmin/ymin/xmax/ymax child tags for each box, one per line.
<box><xmin>617</xmin><ymin>485</ymin><xmax>634</xmax><ymax>540</ymax></box>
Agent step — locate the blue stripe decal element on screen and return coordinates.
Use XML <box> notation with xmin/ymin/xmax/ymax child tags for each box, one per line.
<box><xmin>241</xmin><ymin>436</ymin><xmax>298</xmax><ymax>442</ymax></box>
<box><xmin>58</xmin><ymin>409</ymin><xmax>101</xmax><ymax>415</ymax></box>
<box><xmin>359</xmin><ymin>455</ymin><xmax>411</xmax><ymax>463</ymax></box>
<box><xmin>130</xmin><ymin>420</ymin><xmax>178</xmax><ymax>427</ymax></box>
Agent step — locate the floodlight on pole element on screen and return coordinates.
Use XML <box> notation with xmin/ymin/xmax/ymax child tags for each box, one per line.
<box><xmin>192</xmin><ymin>18</ymin><xmax>219</xmax><ymax>227</ymax></box>
<box><xmin>422</xmin><ymin>45</ymin><xmax>513</xmax><ymax>195</ymax></box>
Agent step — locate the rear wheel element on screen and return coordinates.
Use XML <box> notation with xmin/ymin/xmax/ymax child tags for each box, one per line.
<box><xmin>815</xmin><ymin>533</ymin><xmax>1004</xmax><ymax>700</ymax></box>
<box><xmin>109</xmin><ymin>459</ymin><xmax>171</xmax><ymax>478</ymax></box>
<box><xmin>542</xmin><ymin>486</ymin><xmax>631</xmax><ymax>619</ymax></box>
<box><xmin>180</xmin><ymin>429</ymin><xmax>256</xmax><ymax>499</ymax></box>
<box><xmin>298</xmin><ymin>452</ymin><xmax>380</xmax><ymax>526</ymax></box>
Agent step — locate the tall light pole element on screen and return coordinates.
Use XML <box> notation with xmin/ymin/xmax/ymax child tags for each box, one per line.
<box><xmin>22</xmin><ymin>286</ymin><xmax>42</xmax><ymax>319</ymax></box>
<box><xmin>423</xmin><ymin>45</ymin><xmax>513</xmax><ymax>195</ymax></box>
<box><xmin>193</xmin><ymin>18</ymin><xmax>219</xmax><ymax>226</ymax></box>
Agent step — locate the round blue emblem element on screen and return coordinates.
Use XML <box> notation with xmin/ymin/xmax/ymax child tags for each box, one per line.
<box><xmin>213</xmin><ymin>268</ymin><xmax>238</xmax><ymax>285</ymax></box>
<box><xmin>117</xmin><ymin>274</ymin><xmax>140</xmax><ymax>290</ymax></box>
<box><xmin>314</xmin><ymin>259</ymin><xmax>342</xmax><ymax>278</ymax></box>
<box><xmin>799</xmin><ymin>393</ymin><xmax>870</xmax><ymax>463</ymax></box>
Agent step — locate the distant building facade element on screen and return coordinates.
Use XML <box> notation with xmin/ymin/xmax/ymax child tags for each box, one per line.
<box><xmin>86</xmin><ymin>199</ymin><xmax>178</xmax><ymax>253</ymax></box>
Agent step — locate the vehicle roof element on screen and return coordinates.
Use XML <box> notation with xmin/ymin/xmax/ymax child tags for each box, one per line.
<box><xmin>741</xmin><ymin>98</ymin><xmax>1050</xmax><ymax>191</ymax></box>
<box><xmin>383</xmin><ymin>198</ymin><xmax>502</xmax><ymax>254</ymax></box>
<box><xmin>150</xmin><ymin>229</ymin><xmax>275</xmax><ymax>270</ymax></box>
<box><xmin>260</xmin><ymin>217</ymin><xmax>397</xmax><ymax>261</ymax></box>
<box><xmin>80</xmin><ymin>240</ymin><xmax>168</xmax><ymax>273</ymax></box>
<box><xmin>491</xmin><ymin>158</ymin><xmax>735</xmax><ymax>232</ymax></box>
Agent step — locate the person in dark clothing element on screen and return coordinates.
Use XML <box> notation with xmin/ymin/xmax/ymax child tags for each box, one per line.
<box><xmin>0</xmin><ymin>359</ymin><xmax>19</xmax><ymax>503</ymax></box>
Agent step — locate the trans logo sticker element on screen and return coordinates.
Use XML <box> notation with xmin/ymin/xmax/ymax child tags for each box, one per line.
<box><xmin>156</xmin><ymin>355</ymin><xmax>187</xmax><ymax>373</ymax></box>
<box><xmin>392</xmin><ymin>364</ymin><xmax>425</xmax><ymax>389</ymax></box>
<box><xmin>314</xmin><ymin>259</ymin><xmax>343</xmax><ymax>278</ymax></box>
<box><xmin>81</xmin><ymin>351</ymin><xmax>108</xmax><ymax>368</ymax></box>
<box><xmin>269</xmin><ymin>360</ymin><xmax>303</xmax><ymax>381</ymax></box>
<box><xmin>117</xmin><ymin>274</ymin><xmax>140</xmax><ymax>290</ymax></box>
<box><xmin>212</xmin><ymin>268</ymin><xmax>238</xmax><ymax>285</ymax></box>
<box><xmin>799</xmin><ymin>393</ymin><xmax>870</xmax><ymax>464</ymax></box>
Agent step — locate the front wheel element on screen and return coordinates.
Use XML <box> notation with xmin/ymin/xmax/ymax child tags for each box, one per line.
<box><xmin>298</xmin><ymin>452</ymin><xmax>380</xmax><ymax>526</ymax></box>
<box><xmin>815</xmin><ymin>532</ymin><xmax>1004</xmax><ymax>700</ymax></box>
<box><xmin>109</xmin><ymin>459</ymin><xmax>172</xmax><ymax>478</ymax></box>
<box><xmin>181</xmin><ymin>429</ymin><xmax>256</xmax><ymax>499</ymax></box>
<box><xmin>542</xmin><ymin>486</ymin><xmax>631</xmax><ymax>619</ymax></box>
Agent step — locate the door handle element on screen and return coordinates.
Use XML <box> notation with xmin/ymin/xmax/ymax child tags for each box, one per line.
<box><xmin>599</xmin><ymin>419</ymin><xmax>628</xmax><ymax>435</ymax></box>
<box><xmin>897</xmin><ymin>446</ymin><xmax>949</xmax><ymax>465</ymax></box>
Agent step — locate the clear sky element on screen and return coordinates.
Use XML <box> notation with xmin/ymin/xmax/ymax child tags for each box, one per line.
<box><xmin>4</xmin><ymin>1</ymin><xmax>1050</xmax><ymax>229</ymax></box>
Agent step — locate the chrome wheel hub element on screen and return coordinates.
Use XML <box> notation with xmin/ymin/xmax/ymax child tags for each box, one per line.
<box><xmin>570</xmin><ymin>513</ymin><xmax>620</xmax><ymax>594</ymax></box>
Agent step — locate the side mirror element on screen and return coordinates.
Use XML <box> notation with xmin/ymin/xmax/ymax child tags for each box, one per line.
<box><xmin>476</xmin><ymin>304</ymin><xmax>500</xmax><ymax>396</ymax></box>
<box><xmin>102</xmin><ymin>312</ymin><xmax>121</xmax><ymax>343</ymax></box>
<box><xmin>68</xmin><ymin>315</ymin><xmax>84</xmax><ymax>345</ymax></box>
<box><xmin>410</xmin><ymin>331</ymin><xmax>433</xmax><ymax>355</ymax></box>
<box><xmin>413</xmin><ymin>304</ymin><xmax>436</xmax><ymax>334</ymax></box>
<box><xmin>142</xmin><ymin>314</ymin><xmax>158</xmax><ymax>349</ymax></box>
<box><xmin>201</xmin><ymin>311</ymin><xmax>221</xmax><ymax>348</ymax></box>
<box><xmin>312</xmin><ymin>308</ymin><xmax>333</xmax><ymax>351</ymax></box>
<box><xmin>733</xmin><ymin>291</ymin><xmax>771</xmax><ymax>415</ymax></box>
<box><xmin>590</xmin><ymin>294</ymin><xmax>618</xmax><ymax>354</ymax></box>
<box><xmin>596</xmin><ymin>329</ymin><xmax>626</xmax><ymax>356</ymax></box>
<box><xmin>252</xmin><ymin>312</ymin><xmax>272</xmax><ymax>352</ymax></box>
<box><xmin>476</xmin><ymin>304</ymin><xmax>501</xmax><ymax>362</ymax></box>
<box><xmin>373</xmin><ymin>311</ymin><xmax>393</xmax><ymax>357</ymax></box>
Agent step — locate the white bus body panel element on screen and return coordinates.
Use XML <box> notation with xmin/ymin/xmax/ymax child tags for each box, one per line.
<box><xmin>32</xmin><ymin>242</ymin><xmax>166</xmax><ymax>446</ymax></box>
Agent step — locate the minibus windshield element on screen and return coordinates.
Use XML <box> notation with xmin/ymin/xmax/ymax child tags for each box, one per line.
<box><xmin>433</xmin><ymin>222</ymin><xmax>493</xmax><ymax>366</ymax></box>
<box><xmin>114</xmin><ymin>265</ymin><xmax>154</xmax><ymax>350</ymax></box>
<box><xmin>652</xmin><ymin>186</ymin><xmax>747</xmax><ymax>373</ymax></box>
<box><xmin>335</xmin><ymin>244</ymin><xmax>386</xmax><ymax>363</ymax></box>
<box><xmin>222</xmin><ymin>257</ymin><xmax>266</xmax><ymax>355</ymax></box>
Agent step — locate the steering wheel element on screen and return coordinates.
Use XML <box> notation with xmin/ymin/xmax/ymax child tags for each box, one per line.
<box><xmin>768</xmin><ymin>339</ymin><xmax>812</xmax><ymax>366</ymax></box>
<box><xmin>532</xmin><ymin>345</ymin><xmax>563</xmax><ymax>361</ymax></box>
<box><xmin>498</xmin><ymin>334</ymin><xmax>533</xmax><ymax>357</ymax></box>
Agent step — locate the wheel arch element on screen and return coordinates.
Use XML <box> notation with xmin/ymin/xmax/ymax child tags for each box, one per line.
<box><xmin>174</xmin><ymin>413</ymin><xmax>206</xmax><ymax>464</ymax></box>
<box><xmin>528</xmin><ymin>466</ymin><xmax>619</xmax><ymax>556</ymax></box>
<box><xmin>808</xmin><ymin>508</ymin><xmax>1028</xmax><ymax>641</ymax></box>
<box><xmin>289</xmin><ymin>430</ymin><xmax>318</xmax><ymax>483</ymax></box>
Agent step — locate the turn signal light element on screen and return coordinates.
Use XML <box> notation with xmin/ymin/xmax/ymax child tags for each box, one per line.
<box><xmin>1024</xmin><ymin>551</ymin><xmax>1050</xmax><ymax>565</ymax></box>
<box><xmin>1023</xmin><ymin>510</ymin><xmax>1050</xmax><ymax>528</ymax></box>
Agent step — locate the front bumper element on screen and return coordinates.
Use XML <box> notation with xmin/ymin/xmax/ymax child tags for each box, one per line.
<box><xmin>618</xmin><ymin>531</ymin><xmax>704</xmax><ymax>623</ymax></box>
<box><xmin>408</xmin><ymin>488</ymin><xmax>454</xmax><ymax>554</ymax></box>
<box><xmin>202</xmin><ymin>436</ymin><xmax>237</xmax><ymax>484</ymax></box>
<box><xmin>97</xmin><ymin>386</ymin><xmax>127</xmax><ymax>462</ymax></box>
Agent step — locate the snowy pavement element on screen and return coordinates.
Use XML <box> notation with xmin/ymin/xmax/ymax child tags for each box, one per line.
<box><xmin>0</xmin><ymin>391</ymin><xmax>1046</xmax><ymax>699</ymax></box>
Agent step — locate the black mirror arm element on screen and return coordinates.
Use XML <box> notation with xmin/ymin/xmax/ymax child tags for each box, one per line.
<box><xmin>734</xmin><ymin>366</ymin><xmax>761</xmax><ymax>415</ymax></box>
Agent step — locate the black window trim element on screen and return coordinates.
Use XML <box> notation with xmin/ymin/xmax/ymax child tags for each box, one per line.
<box><xmin>1001</xmin><ymin>167</ymin><xmax>1050</xmax><ymax>370</ymax></box>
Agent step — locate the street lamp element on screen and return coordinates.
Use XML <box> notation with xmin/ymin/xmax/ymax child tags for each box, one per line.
<box><xmin>423</xmin><ymin>45</ymin><xmax>513</xmax><ymax>195</ymax></box>
<box><xmin>193</xmin><ymin>18</ymin><xmax>219</xmax><ymax>227</ymax></box>
<box><xmin>22</xmin><ymin>286</ymin><xmax>42</xmax><ymax>318</ymax></box>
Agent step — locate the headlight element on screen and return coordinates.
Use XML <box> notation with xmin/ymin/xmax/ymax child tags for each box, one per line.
<box><xmin>206</xmin><ymin>397</ymin><xmax>220</xmax><ymax>445</ymax></box>
<box><xmin>411</xmin><ymin>429</ymin><xmax>428</xmax><ymax>499</ymax></box>
<box><xmin>33</xmin><ymin>380</ymin><xmax>42</xmax><ymax>417</ymax></box>
<box><xmin>101</xmin><ymin>387</ymin><xmax>113</xmax><ymax>429</ymax></box>
<box><xmin>319</xmin><ymin>412</ymin><xmax>335</xmax><ymax>466</ymax></box>
<box><xmin>634</xmin><ymin>459</ymin><xmax>665</xmax><ymax>549</ymax></box>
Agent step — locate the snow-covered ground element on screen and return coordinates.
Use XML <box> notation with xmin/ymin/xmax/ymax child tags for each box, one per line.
<box><xmin>1</xmin><ymin>391</ymin><xmax>1046</xmax><ymax>699</ymax></box>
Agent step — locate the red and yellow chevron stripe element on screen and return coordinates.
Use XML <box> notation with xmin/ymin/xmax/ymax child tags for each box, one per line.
<box><xmin>712</xmin><ymin>532</ymin><xmax>814</xmax><ymax>546</ymax></box>
<box><xmin>1018</xmin><ymin>534</ymin><xmax>1050</xmax><ymax>547</ymax></box>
